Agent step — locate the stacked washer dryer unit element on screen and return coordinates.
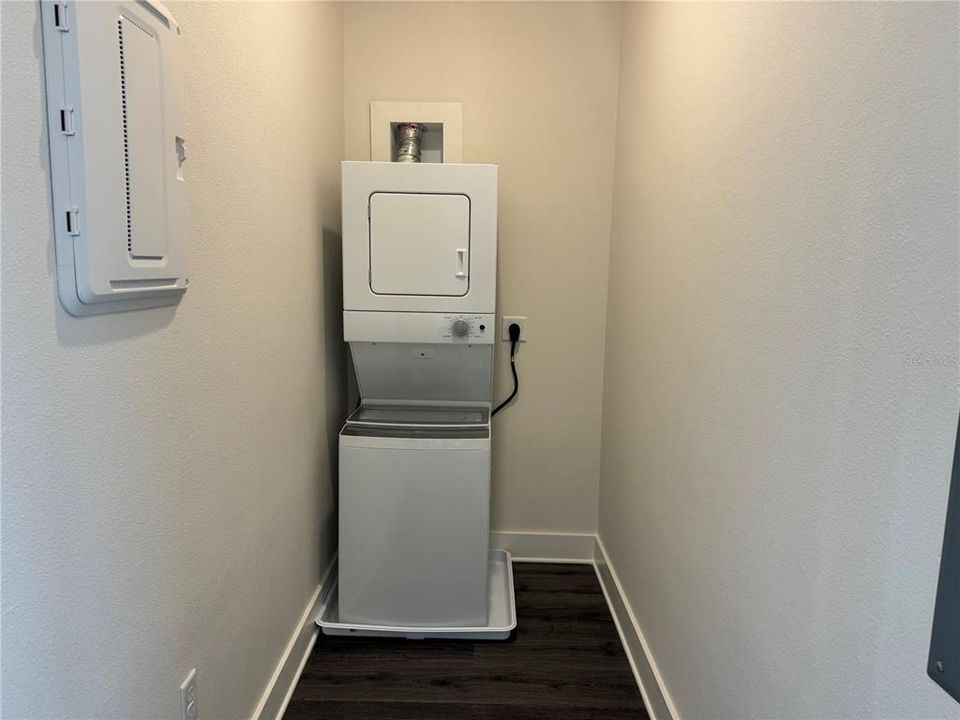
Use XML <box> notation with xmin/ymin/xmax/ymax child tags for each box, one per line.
<box><xmin>321</xmin><ymin>161</ymin><xmax>515</xmax><ymax>639</ymax></box>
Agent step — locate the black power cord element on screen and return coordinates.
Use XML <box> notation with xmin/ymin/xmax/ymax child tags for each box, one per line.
<box><xmin>492</xmin><ymin>323</ymin><xmax>521</xmax><ymax>416</ymax></box>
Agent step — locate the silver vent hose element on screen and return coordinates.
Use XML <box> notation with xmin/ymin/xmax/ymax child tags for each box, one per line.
<box><xmin>395</xmin><ymin>123</ymin><xmax>424</xmax><ymax>163</ymax></box>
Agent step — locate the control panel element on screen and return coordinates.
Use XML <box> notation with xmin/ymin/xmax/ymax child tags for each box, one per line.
<box><xmin>439</xmin><ymin>315</ymin><xmax>489</xmax><ymax>341</ymax></box>
<box><xmin>344</xmin><ymin>311</ymin><xmax>495</xmax><ymax>345</ymax></box>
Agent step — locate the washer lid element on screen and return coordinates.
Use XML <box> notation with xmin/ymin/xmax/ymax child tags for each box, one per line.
<box><xmin>346</xmin><ymin>403</ymin><xmax>489</xmax><ymax>429</ymax></box>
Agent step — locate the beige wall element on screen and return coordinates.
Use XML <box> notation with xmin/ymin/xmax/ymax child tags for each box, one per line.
<box><xmin>600</xmin><ymin>2</ymin><xmax>959</xmax><ymax>718</ymax></box>
<box><xmin>6</xmin><ymin>3</ymin><xmax>958</xmax><ymax>717</ymax></box>
<box><xmin>1</xmin><ymin>2</ymin><xmax>344</xmax><ymax>717</ymax></box>
<box><xmin>344</xmin><ymin>2</ymin><xmax>621</xmax><ymax>533</ymax></box>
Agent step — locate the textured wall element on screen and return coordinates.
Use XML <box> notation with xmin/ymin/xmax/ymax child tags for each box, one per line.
<box><xmin>599</xmin><ymin>3</ymin><xmax>960</xmax><ymax>718</ymax></box>
<box><xmin>344</xmin><ymin>2</ymin><xmax>621</xmax><ymax>534</ymax></box>
<box><xmin>0</xmin><ymin>2</ymin><xmax>344</xmax><ymax>717</ymax></box>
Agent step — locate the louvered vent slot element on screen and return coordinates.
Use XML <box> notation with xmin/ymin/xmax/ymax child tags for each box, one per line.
<box><xmin>117</xmin><ymin>19</ymin><xmax>134</xmax><ymax>256</ymax></box>
<box><xmin>110</xmin><ymin>277</ymin><xmax>178</xmax><ymax>290</ymax></box>
<box><xmin>117</xmin><ymin>16</ymin><xmax>164</xmax><ymax>261</ymax></box>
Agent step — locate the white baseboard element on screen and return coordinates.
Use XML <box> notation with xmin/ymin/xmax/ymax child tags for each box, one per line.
<box><xmin>251</xmin><ymin>553</ymin><xmax>338</xmax><ymax>720</ymax></box>
<box><xmin>490</xmin><ymin>530</ymin><xmax>596</xmax><ymax>563</ymax></box>
<box><xmin>593</xmin><ymin>536</ymin><xmax>678</xmax><ymax>720</ymax></box>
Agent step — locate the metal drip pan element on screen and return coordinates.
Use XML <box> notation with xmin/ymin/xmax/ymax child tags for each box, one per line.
<box><xmin>316</xmin><ymin>549</ymin><xmax>516</xmax><ymax>640</ymax></box>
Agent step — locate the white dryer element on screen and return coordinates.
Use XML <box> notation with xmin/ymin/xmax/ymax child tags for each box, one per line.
<box><xmin>321</xmin><ymin>162</ymin><xmax>515</xmax><ymax>639</ymax></box>
<box><xmin>342</xmin><ymin>160</ymin><xmax>497</xmax><ymax>315</ymax></box>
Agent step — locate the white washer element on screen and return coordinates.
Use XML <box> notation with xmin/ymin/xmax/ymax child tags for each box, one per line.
<box><xmin>338</xmin><ymin>408</ymin><xmax>490</xmax><ymax>627</ymax></box>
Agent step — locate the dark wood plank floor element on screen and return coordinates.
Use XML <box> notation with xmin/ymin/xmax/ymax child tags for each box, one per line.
<box><xmin>285</xmin><ymin>563</ymin><xmax>647</xmax><ymax>719</ymax></box>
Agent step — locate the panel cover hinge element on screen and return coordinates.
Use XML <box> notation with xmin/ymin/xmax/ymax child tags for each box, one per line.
<box><xmin>65</xmin><ymin>207</ymin><xmax>80</xmax><ymax>235</ymax></box>
<box><xmin>59</xmin><ymin>107</ymin><xmax>76</xmax><ymax>135</ymax></box>
<box><xmin>52</xmin><ymin>2</ymin><xmax>69</xmax><ymax>31</ymax></box>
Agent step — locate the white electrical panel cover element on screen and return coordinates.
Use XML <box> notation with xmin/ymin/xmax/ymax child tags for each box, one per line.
<box><xmin>40</xmin><ymin>0</ymin><xmax>188</xmax><ymax>316</ymax></box>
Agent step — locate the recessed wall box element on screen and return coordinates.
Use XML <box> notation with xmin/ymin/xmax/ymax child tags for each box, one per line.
<box><xmin>370</xmin><ymin>102</ymin><xmax>463</xmax><ymax>164</ymax></box>
<box><xmin>40</xmin><ymin>0</ymin><xmax>188</xmax><ymax>316</ymax></box>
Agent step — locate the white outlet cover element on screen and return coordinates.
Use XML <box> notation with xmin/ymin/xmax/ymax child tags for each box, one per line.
<box><xmin>501</xmin><ymin>316</ymin><xmax>527</xmax><ymax>342</ymax></box>
<box><xmin>180</xmin><ymin>668</ymin><xmax>198</xmax><ymax>720</ymax></box>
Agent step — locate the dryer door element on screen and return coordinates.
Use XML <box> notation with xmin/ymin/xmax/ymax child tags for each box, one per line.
<box><xmin>369</xmin><ymin>192</ymin><xmax>470</xmax><ymax>297</ymax></box>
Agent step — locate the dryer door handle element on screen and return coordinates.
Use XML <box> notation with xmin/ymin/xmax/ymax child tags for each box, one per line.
<box><xmin>455</xmin><ymin>249</ymin><xmax>468</xmax><ymax>278</ymax></box>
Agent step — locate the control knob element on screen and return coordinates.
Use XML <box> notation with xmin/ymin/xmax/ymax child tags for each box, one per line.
<box><xmin>451</xmin><ymin>319</ymin><xmax>471</xmax><ymax>338</ymax></box>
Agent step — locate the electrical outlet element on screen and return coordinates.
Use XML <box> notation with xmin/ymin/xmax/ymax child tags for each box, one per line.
<box><xmin>180</xmin><ymin>669</ymin><xmax>199</xmax><ymax>720</ymax></box>
<box><xmin>501</xmin><ymin>316</ymin><xmax>528</xmax><ymax>342</ymax></box>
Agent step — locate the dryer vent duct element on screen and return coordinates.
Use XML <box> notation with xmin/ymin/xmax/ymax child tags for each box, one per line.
<box><xmin>395</xmin><ymin>123</ymin><xmax>424</xmax><ymax>163</ymax></box>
